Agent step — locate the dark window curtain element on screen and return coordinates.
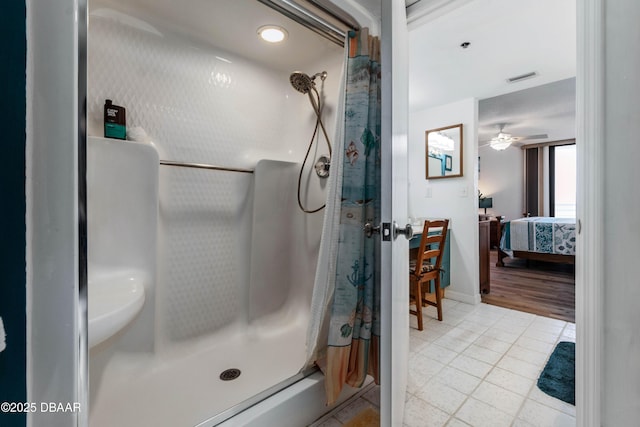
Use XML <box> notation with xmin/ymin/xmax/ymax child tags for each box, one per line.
<box><xmin>525</xmin><ymin>147</ymin><xmax>539</xmax><ymax>216</ymax></box>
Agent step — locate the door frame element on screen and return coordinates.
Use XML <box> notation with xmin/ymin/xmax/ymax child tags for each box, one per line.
<box><xmin>26</xmin><ymin>0</ymin><xmax>88</xmax><ymax>425</ymax></box>
<box><xmin>380</xmin><ymin>0</ymin><xmax>411</xmax><ymax>425</ymax></box>
<box><xmin>576</xmin><ymin>0</ymin><xmax>603</xmax><ymax>425</ymax></box>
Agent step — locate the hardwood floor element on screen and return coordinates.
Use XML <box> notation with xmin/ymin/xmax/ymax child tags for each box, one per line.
<box><xmin>481</xmin><ymin>250</ymin><xmax>575</xmax><ymax>323</ymax></box>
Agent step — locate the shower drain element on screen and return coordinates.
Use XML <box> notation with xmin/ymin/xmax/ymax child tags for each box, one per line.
<box><xmin>219</xmin><ymin>368</ymin><xmax>242</xmax><ymax>381</ymax></box>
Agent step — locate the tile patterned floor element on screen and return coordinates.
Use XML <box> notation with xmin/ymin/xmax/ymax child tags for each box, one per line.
<box><xmin>312</xmin><ymin>300</ymin><xmax>576</xmax><ymax>427</ymax></box>
<box><xmin>311</xmin><ymin>383</ymin><xmax>381</xmax><ymax>427</ymax></box>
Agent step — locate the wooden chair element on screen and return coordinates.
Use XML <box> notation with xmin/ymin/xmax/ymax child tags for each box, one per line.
<box><xmin>409</xmin><ymin>219</ymin><xmax>449</xmax><ymax>331</ymax></box>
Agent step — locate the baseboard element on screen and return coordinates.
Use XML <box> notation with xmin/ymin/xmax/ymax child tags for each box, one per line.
<box><xmin>444</xmin><ymin>289</ymin><xmax>481</xmax><ymax>305</ymax></box>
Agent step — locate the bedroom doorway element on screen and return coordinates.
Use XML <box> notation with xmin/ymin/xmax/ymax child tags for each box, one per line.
<box><xmin>477</xmin><ymin>78</ymin><xmax>577</xmax><ymax>323</ymax></box>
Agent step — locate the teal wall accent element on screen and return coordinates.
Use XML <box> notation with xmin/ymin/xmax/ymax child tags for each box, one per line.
<box><xmin>0</xmin><ymin>1</ymin><xmax>27</xmax><ymax>426</ymax></box>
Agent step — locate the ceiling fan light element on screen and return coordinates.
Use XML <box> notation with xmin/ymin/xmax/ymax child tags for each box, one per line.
<box><xmin>489</xmin><ymin>130</ymin><xmax>514</xmax><ymax>151</ymax></box>
<box><xmin>490</xmin><ymin>138</ymin><xmax>512</xmax><ymax>151</ymax></box>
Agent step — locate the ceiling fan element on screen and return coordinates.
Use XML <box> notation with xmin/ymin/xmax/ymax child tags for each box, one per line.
<box><xmin>480</xmin><ymin>123</ymin><xmax>548</xmax><ymax>151</ymax></box>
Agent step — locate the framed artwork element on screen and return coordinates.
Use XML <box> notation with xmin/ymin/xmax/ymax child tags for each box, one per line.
<box><xmin>444</xmin><ymin>154</ymin><xmax>452</xmax><ymax>171</ymax></box>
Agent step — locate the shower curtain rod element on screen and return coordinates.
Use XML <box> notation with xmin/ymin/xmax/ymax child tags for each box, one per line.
<box><xmin>159</xmin><ymin>160</ymin><xmax>254</xmax><ymax>174</ymax></box>
<box><xmin>257</xmin><ymin>0</ymin><xmax>358</xmax><ymax>46</ymax></box>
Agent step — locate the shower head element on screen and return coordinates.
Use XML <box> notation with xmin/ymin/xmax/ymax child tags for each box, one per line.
<box><xmin>290</xmin><ymin>72</ymin><xmax>313</xmax><ymax>94</ymax></box>
<box><xmin>289</xmin><ymin>71</ymin><xmax>327</xmax><ymax>94</ymax></box>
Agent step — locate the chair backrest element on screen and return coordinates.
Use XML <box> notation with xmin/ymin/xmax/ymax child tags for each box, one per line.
<box><xmin>414</xmin><ymin>219</ymin><xmax>449</xmax><ymax>275</ymax></box>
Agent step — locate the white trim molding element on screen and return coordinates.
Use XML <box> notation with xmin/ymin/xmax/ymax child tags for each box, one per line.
<box><xmin>406</xmin><ymin>0</ymin><xmax>474</xmax><ymax>28</ymax></box>
<box><xmin>576</xmin><ymin>0</ymin><xmax>604</xmax><ymax>426</ymax></box>
<box><xmin>26</xmin><ymin>0</ymin><xmax>87</xmax><ymax>425</ymax></box>
<box><xmin>445</xmin><ymin>289</ymin><xmax>481</xmax><ymax>306</ymax></box>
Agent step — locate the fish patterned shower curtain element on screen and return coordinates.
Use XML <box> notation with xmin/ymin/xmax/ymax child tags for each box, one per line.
<box><xmin>323</xmin><ymin>29</ymin><xmax>382</xmax><ymax>405</ymax></box>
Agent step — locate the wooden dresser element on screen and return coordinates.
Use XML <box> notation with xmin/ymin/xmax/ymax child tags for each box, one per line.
<box><xmin>489</xmin><ymin>216</ymin><xmax>505</xmax><ymax>248</ymax></box>
<box><xmin>479</xmin><ymin>220</ymin><xmax>491</xmax><ymax>294</ymax></box>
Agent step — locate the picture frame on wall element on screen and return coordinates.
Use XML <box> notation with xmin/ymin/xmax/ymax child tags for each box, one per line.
<box><xmin>444</xmin><ymin>154</ymin><xmax>452</xmax><ymax>171</ymax></box>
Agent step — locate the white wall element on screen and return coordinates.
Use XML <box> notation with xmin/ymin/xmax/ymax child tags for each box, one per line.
<box><xmin>408</xmin><ymin>98</ymin><xmax>480</xmax><ymax>304</ymax></box>
<box><xmin>602</xmin><ymin>0</ymin><xmax>640</xmax><ymax>423</ymax></box>
<box><xmin>477</xmin><ymin>143</ymin><xmax>523</xmax><ymax>220</ymax></box>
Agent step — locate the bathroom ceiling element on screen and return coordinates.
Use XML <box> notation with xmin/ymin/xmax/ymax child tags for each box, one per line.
<box><xmin>409</xmin><ymin>0</ymin><xmax>577</xmax><ymax>144</ymax></box>
<box><xmin>90</xmin><ymin>0</ymin><xmax>344</xmax><ymax>73</ymax></box>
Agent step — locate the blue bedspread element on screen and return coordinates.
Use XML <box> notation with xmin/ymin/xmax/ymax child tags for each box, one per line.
<box><xmin>501</xmin><ymin>217</ymin><xmax>576</xmax><ymax>256</ymax></box>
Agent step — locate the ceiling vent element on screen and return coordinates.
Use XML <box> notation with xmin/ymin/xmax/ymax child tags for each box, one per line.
<box><xmin>506</xmin><ymin>71</ymin><xmax>538</xmax><ymax>83</ymax></box>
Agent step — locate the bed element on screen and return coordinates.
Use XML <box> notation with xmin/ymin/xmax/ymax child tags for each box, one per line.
<box><xmin>497</xmin><ymin>217</ymin><xmax>576</xmax><ymax>267</ymax></box>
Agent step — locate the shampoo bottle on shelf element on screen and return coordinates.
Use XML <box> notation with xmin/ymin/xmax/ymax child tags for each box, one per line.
<box><xmin>104</xmin><ymin>99</ymin><xmax>126</xmax><ymax>140</ymax></box>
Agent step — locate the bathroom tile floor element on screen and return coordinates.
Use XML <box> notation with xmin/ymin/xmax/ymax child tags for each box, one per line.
<box><xmin>311</xmin><ymin>300</ymin><xmax>576</xmax><ymax>427</ymax></box>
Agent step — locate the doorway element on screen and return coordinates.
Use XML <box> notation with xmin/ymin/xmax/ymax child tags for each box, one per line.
<box><xmin>477</xmin><ymin>79</ymin><xmax>577</xmax><ymax>323</ymax></box>
<box><xmin>405</xmin><ymin>0</ymin><xmax>590</xmax><ymax>425</ymax></box>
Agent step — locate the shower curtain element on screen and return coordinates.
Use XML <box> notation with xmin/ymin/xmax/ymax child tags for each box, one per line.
<box><xmin>305</xmin><ymin>28</ymin><xmax>381</xmax><ymax>405</ymax></box>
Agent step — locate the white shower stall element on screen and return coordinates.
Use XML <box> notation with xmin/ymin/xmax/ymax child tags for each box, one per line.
<box><xmin>85</xmin><ymin>0</ymin><xmax>369</xmax><ymax>425</ymax></box>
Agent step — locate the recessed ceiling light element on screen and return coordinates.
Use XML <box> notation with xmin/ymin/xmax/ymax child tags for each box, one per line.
<box><xmin>258</xmin><ymin>25</ymin><xmax>288</xmax><ymax>43</ymax></box>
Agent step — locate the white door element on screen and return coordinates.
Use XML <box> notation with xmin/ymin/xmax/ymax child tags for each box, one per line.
<box><xmin>380</xmin><ymin>1</ymin><xmax>410</xmax><ymax>425</ymax></box>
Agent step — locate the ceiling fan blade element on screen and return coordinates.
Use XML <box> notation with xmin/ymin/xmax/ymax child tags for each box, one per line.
<box><xmin>479</xmin><ymin>141</ymin><xmax>516</xmax><ymax>150</ymax></box>
<box><xmin>480</xmin><ymin>137</ymin><xmax>524</xmax><ymax>149</ymax></box>
<box><xmin>517</xmin><ymin>133</ymin><xmax>548</xmax><ymax>141</ymax></box>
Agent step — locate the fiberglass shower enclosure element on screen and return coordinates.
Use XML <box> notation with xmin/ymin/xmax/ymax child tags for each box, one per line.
<box><xmin>86</xmin><ymin>0</ymin><xmax>357</xmax><ymax>425</ymax></box>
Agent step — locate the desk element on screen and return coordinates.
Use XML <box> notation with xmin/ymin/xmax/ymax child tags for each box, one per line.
<box><xmin>409</xmin><ymin>226</ymin><xmax>451</xmax><ymax>293</ymax></box>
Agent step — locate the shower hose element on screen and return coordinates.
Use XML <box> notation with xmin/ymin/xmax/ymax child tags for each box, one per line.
<box><xmin>297</xmin><ymin>84</ymin><xmax>333</xmax><ymax>213</ymax></box>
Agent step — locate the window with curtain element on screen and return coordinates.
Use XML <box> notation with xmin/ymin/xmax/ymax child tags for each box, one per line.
<box><xmin>524</xmin><ymin>142</ymin><xmax>576</xmax><ymax>218</ymax></box>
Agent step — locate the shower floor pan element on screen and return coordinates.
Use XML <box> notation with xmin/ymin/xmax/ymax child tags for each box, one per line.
<box><xmin>90</xmin><ymin>308</ymin><xmax>312</xmax><ymax>426</ymax></box>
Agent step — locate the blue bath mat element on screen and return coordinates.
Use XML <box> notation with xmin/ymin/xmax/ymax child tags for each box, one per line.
<box><xmin>537</xmin><ymin>341</ymin><xmax>575</xmax><ymax>405</ymax></box>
